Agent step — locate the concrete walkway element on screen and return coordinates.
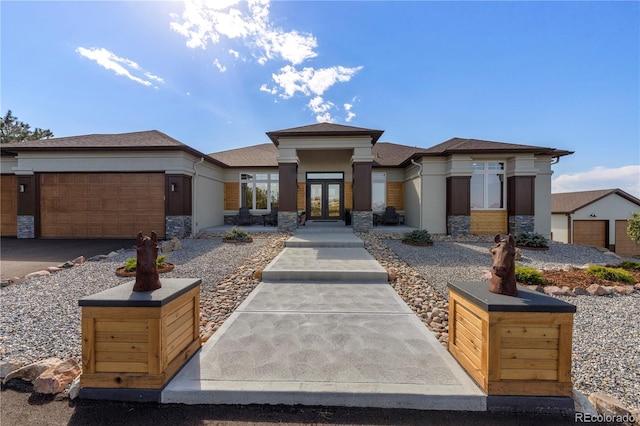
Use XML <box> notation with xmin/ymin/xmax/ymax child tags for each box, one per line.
<box><xmin>162</xmin><ymin>225</ymin><xmax>485</xmax><ymax>410</ymax></box>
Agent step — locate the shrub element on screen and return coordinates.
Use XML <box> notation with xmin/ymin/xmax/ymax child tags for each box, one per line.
<box><xmin>514</xmin><ymin>265</ymin><xmax>546</xmax><ymax>286</ymax></box>
<box><xmin>586</xmin><ymin>265</ymin><xmax>635</xmax><ymax>283</ymax></box>
<box><xmin>124</xmin><ymin>254</ymin><xmax>169</xmax><ymax>272</ymax></box>
<box><xmin>224</xmin><ymin>226</ymin><xmax>252</xmax><ymax>241</ymax></box>
<box><xmin>619</xmin><ymin>260</ymin><xmax>640</xmax><ymax>271</ymax></box>
<box><xmin>515</xmin><ymin>232</ymin><xmax>548</xmax><ymax>248</ymax></box>
<box><xmin>402</xmin><ymin>229</ymin><xmax>434</xmax><ymax>246</ymax></box>
<box><xmin>627</xmin><ymin>212</ymin><xmax>640</xmax><ymax>245</ymax></box>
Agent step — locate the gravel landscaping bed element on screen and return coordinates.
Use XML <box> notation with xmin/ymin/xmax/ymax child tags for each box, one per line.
<box><xmin>1</xmin><ymin>232</ymin><xmax>638</xmax><ymax>412</ymax></box>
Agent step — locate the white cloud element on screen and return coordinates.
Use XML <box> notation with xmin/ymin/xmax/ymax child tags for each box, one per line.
<box><xmin>76</xmin><ymin>47</ymin><xmax>164</xmax><ymax>87</ymax></box>
<box><xmin>259</xmin><ymin>84</ymin><xmax>278</xmax><ymax>95</ymax></box>
<box><xmin>271</xmin><ymin>65</ymin><xmax>362</xmax><ymax>99</ymax></box>
<box><xmin>344</xmin><ymin>103</ymin><xmax>355</xmax><ymax>122</ymax></box>
<box><xmin>214</xmin><ymin>59</ymin><xmax>227</xmax><ymax>72</ymax></box>
<box><xmin>552</xmin><ymin>165</ymin><xmax>640</xmax><ymax>197</ymax></box>
<box><xmin>308</xmin><ymin>96</ymin><xmax>336</xmax><ymax>122</ymax></box>
<box><xmin>170</xmin><ymin>0</ymin><xmax>316</xmax><ymax>65</ymax></box>
<box><xmin>228</xmin><ymin>49</ymin><xmax>239</xmax><ymax>59</ymax></box>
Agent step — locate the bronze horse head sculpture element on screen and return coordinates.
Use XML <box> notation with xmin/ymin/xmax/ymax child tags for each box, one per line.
<box><xmin>488</xmin><ymin>234</ymin><xmax>518</xmax><ymax>297</ymax></box>
<box><xmin>133</xmin><ymin>231</ymin><xmax>162</xmax><ymax>292</ymax></box>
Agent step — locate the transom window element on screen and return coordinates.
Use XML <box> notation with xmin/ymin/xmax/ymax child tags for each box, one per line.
<box><xmin>240</xmin><ymin>173</ymin><xmax>279</xmax><ymax>210</ymax></box>
<box><xmin>372</xmin><ymin>172</ymin><xmax>386</xmax><ymax>211</ymax></box>
<box><xmin>471</xmin><ymin>162</ymin><xmax>505</xmax><ymax>209</ymax></box>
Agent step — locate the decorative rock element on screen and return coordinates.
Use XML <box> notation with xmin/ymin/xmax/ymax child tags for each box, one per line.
<box><xmin>525</xmin><ymin>285</ymin><xmax>545</xmax><ymax>293</ymax></box>
<box><xmin>573</xmin><ymin>390</ymin><xmax>599</xmax><ymax>417</ymax></box>
<box><xmin>635</xmin><ymin>283</ymin><xmax>640</xmax><ymax>291</ymax></box>
<box><xmin>46</xmin><ymin>267</ymin><xmax>64</xmax><ymax>273</ymax></box>
<box><xmin>543</xmin><ymin>285</ymin><xmax>566</xmax><ymax>296</ymax></box>
<box><xmin>586</xmin><ymin>284</ymin><xmax>608</xmax><ymax>296</ymax></box>
<box><xmin>2</xmin><ymin>358</ymin><xmax>63</xmax><ymax>384</ymax></box>
<box><xmin>33</xmin><ymin>358</ymin><xmax>81</xmax><ymax>394</ymax></box>
<box><xmin>161</xmin><ymin>237</ymin><xmax>182</xmax><ymax>253</ymax></box>
<box><xmin>25</xmin><ymin>270</ymin><xmax>50</xmax><ymax>279</ymax></box>
<box><xmin>588</xmin><ymin>392</ymin><xmax>635</xmax><ymax>418</ymax></box>
<box><xmin>68</xmin><ymin>376</ymin><xmax>81</xmax><ymax>400</ymax></box>
<box><xmin>107</xmin><ymin>251</ymin><xmax>119</xmax><ymax>258</ymax></box>
<box><xmin>57</xmin><ymin>261</ymin><xmax>74</xmax><ymax>269</ymax></box>
<box><xmin>253</xmin><ymin>269</ymin><xmax>262</xmax><ymax>280</ymax></box>
<box><xmin>387</xmin><ymin>270</ymin><xmax>396</xmax><ymax>282</ymax></box>
<box><xmin>0</xmin><ymin>361</ymin><xmax>26</xmax><ymax>379</ymax></box>
<box><xmin>614</xmin><ymin>285</ymin><xmax>635</xmax><ymax>295</ymax></box>
<box><xmin>561</xmin><ymin>286</ymin><xmax>576</xmax><ymax>296</ymax></box>
<box><xmin>87</xmin><ymin>254</ymin><xmax>108</xmax><ymax>262</ymax></box>
<box><xmin>573</xmin><ymin>287</ymin><xmax>590</xmax><ymax>296</ymax></box>
<box><xmin>72</xmin><ymin>256</ymin><xmax>86</xmax><ymax>265</ymax></box>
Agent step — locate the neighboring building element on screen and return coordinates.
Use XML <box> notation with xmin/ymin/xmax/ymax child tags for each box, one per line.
<box><xmin>551</xmin><ymin>189</ymin><xmax>640</xmax><ymax>256</ymax></box>
<box><xmin>0</xmin><ymin>123</ymin><xmax>572</xmax><ymax>239</ymax></box>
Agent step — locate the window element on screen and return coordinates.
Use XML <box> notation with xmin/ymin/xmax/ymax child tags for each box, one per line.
<box><xmin>372</xmin><ymin>172</ymin><xmax>386</xmax><ymax>211</ymax></box>
<box><xmin>240</xmin><ymin>173</ymin><xmax>279</xmax><ymax>210</ymax></box>
<box><xmin>470</xmin><ymin>162</ymin><xmax>505</xmax><ymax>209</ymax></box>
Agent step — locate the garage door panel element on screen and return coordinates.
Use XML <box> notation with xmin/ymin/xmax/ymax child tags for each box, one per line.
<box><xmin>573</xmin><ymin>220</ymin><xmax>606</xmax><ymax>248</ymax></box>
<box><xmin>40</xmin><ymin>173</ymin><xmax>165</xmax><ymax>238</ymax></box>
<box><xmin>1</xmin><ymin>175</ymin><xmax>18</xmax><ymax>237</ymax></box>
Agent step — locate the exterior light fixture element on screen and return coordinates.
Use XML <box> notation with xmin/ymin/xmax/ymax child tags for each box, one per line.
<box><xmin>170</xmin><ymin>183</ymin><xmax>177</xmax><ymax>192</ymax></box>
<box><xmin>19</xmin><ymin>184</ymin><xmax>26</xmax><ymax>193</ymax></box>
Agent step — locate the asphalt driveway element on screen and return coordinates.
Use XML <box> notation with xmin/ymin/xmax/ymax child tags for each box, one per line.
<box><xmin>0</xmin><ymin>237</ymin><xmax>135</xmax><ymax>281</ymax></box>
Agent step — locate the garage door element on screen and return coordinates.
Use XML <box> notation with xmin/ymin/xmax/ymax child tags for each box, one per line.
<box><xmin>573</xmin><ymin>220</ymin><xmax>607</xmax><ymax>248</ymax></box>
<box><xmin>615</xmin><ymin>220</ymin><xmax>640</xmax><ymax>257</ymax></box>
<box><xmin>1</xmin><ymin>175</ymin><xmax>17</xmax><ymax>237</ymax></box>
<box><xmin>40</xmin><ymin>173</ymin><xmax>165</xmax><ymax>238</ymax></box>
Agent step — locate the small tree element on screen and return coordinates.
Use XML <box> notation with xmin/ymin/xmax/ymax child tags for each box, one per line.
<box><xmin>627</xmin><ymin>211</ymin><xmax>640</xmax><ymax>245</ymax></box>
<box><xmin>0</xmin><ymin>110</ymin><xmax>54</xmax><ymax>143</ymax></box>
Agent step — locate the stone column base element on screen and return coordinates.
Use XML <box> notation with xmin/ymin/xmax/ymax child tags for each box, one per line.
<box><xmin>17</xmin><ymin>215</ymin><xmax>35</xmax><ymax>239</ymax></box>
<box><xmin>509</xmin><ymin>215</ymin><xmax>534</xmax><ymax>235</ymax></box>
<box><xmin>447</xmin><ymin>215</ymin><xmax>470</xmax><ymax>236</ymax></box>
<box><xmin>166</xmin><ymin>216</ymin><xmax>193</xmax><ymax>239</ymax></box>
<box><xmin>352</xmin><ymin>211</ymin><xmax>373</xmax><ymax>232</ymax></box>
<box><xmin>278</xmin><ymin>211</ymin><xmax>297</xmax><ymax>233</ymax></box>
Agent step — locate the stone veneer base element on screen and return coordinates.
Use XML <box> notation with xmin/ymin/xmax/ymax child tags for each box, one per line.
<box><xmin>447</xmin><ymin>215</ymin><xmax>470</xmax><ymax>236</ymax></box>
<box><xmin>508</xmin><ymin>215</ymin><xmax>535</xmax><ymax>235</ymax></box>
<box><xmin>352</xmin><ymin>211</ymin><xmax>373</xmax><ymax>233</ymax></box>
<box><xmin>166</xmin><ymin>215</ymin><xmax>193</xmax><ymax>239</ymax></box>
<box><xmin>17</xmin><ymin>215</ymin><xmax>34</xmax><ymax>239</ymax></box>
<box><xmin>278</xmin><ymin>211</ymin><xmax>298</xmax><ymax>233</ymax></box>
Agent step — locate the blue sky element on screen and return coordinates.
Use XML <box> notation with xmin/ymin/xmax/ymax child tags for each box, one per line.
<box><xmin>2</xmin><ymin>1</ymin><xmax>639</xmax><ymax>197</ymax></box>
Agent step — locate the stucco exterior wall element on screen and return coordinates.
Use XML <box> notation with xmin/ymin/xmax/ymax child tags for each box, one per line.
<box><xmin>297</xmin><ymin>150</ymin><xmax>353</xmax><ymax>181</ymax></box>
<box><xmin>551</xmin><ymin>214</ymin><xmax>569</xmax><ymax>243</ymax></box>
<box><xmin>403</xmin><ymin>164</ymin><xmax>421</xmax><ymax>228</ymax></box>
<box><xmin>0</xmin><ymin>157</ymin><xmax>18</xmax><ymax>174</ymax></box>
<box><xmin>533</xmin><ymin>157</ymin><xmax>553</xmax><ymax>238</ymax></box>
<box><xmin>193</xmin><ymin>161</ymin><xmax>225</xmax><ymax>233</ymax></box>
<box><xmin>422</xmin><ymin>158</ymin><xmax>447</xmax><ymax>234</ymax></box>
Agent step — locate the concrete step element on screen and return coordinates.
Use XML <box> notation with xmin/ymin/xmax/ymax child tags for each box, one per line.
<box><xmin>286</xmin><ymin>233</ymin><xmax>363</xmax><ymax>248</ymax></box>
<box><xmin>261</xmin><ymin>247</ymin><xmax>388</xmax><ymax>283</ymax></box>
<box><xmin>296</xmin><ymin>222</ymin><xmax>351</xmax><ymax>233</ymax></box>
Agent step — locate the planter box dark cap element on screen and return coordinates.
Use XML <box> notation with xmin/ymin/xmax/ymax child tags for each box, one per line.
<box><xmin>79</xmin><ymin>278</ymin><xmax>201</xmax><ymax>307</ymax></box>
<box><xmin>448</xmin><ymin>281</ymin><xmax>577</xmax><ymax>313</ymax></box>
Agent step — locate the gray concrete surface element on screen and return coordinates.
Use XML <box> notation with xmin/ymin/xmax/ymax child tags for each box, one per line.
<box><xmin>162</xmin><ymin>228</ymin><xmax>486</xmax><ymax>410</ymax></box>
<box><xmin>0</xmin><ymin>237</ymin><xmax>134</xmax><ymax>280</ymax></box>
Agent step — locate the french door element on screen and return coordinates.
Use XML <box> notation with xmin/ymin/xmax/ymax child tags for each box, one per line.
<box><xmin>307</xmin><ymin>180</ymin><xmax>343</xmax><ymax>220</ymax></box>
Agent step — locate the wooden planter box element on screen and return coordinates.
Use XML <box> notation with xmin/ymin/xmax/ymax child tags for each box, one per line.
<box><xmin>79</xmin><ymin>279</ymin><xmax>201</xmax><ymax>391</ymax></box>
<box><xmin>448</xmin><ymin>282</ymin><xmax>576</xmax><ymax>397</ymax></box>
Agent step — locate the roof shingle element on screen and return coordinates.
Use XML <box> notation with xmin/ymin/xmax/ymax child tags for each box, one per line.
<box><xmin>551</xmin><ymin>189</ymin><xmax>640</xmax><ymax>213</ymax></box>
<box><xmin>266</xmin><ymin>123</ymin><xmax>384</xmax><ymax>145</ymax></box>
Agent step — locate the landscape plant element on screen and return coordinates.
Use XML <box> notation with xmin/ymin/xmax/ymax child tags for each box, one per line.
<box><xmin>514</xmin><ymin>232</ymin><xmax>548</xmax><ymax>248</ymax></box>
<box><xmin>586</xmin><ymin>265</ymin><xmax>635</xmax><ymax>283</ymax></box>
<box><xmin>619</xmin><ymin>260</ymin><xmax>640</xmax><ymax>271</ymax></box>
<box><xmin>627</xmin><ymin>212</ymin><xmax>640</xmax><ymax>246</ymax></box>
<box><xmin>402</xmin><ymin>229</ymin><xmax>434</xmax><ymax>246</ymax></box>
<box><xmin>514</xmin><ymin>265</ymin><xmax>546</xmax><ymax>286</ymax></box>
<box><xmin>124</xmin><ymin>254</ymin><xmax>169</xmax><ymax>272</ymax></box>
<box><xmin>224</xmin><ymin>226</ymin><xmax>252</xmax><ymax>242</ymax></box>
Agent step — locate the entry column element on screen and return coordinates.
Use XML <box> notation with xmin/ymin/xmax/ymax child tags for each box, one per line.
<box><xmin>277</xmin><ymin>148</ymin><xmax>299</xmax><ymax>233</ymax></box>
<box><xmin>352</xmin><ymin>147</ymin><xmax>373</xmax><ymax>232</ymax></box>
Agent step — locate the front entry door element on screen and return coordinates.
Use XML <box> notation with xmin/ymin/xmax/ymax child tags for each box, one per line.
<box><xmin>307</xmin><ymin>180</ymin><xmax>343</xmax><ymax>220</ymax></box>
